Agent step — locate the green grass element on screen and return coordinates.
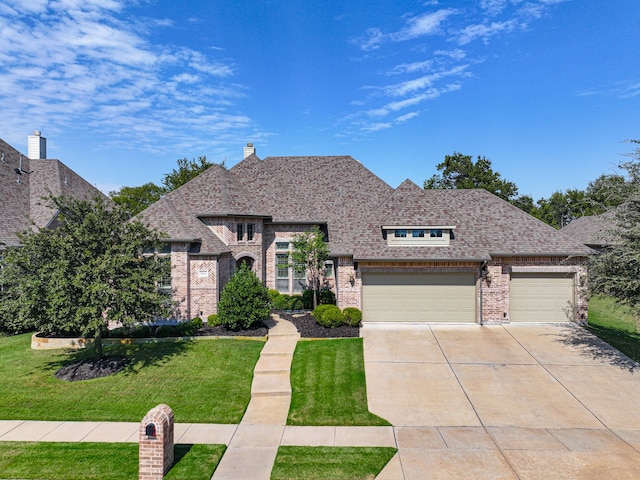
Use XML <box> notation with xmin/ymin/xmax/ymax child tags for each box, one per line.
<box><xmin>0</xmin><ymin>442</ymin><xmax>224</xmax><ymax>480</ymax></box>
<box><xmin>271</xmin><ymin>446</ymin><xmax>397</xmax><ymax>480</ymax></box>
<box><xmin>288</xmin><ymin>338</ymin><xmax>390</xmax><ymax>426</ymax></box>
<box><xmin>0</xmin><ymin>334</ymin><xmax>264</xmax><ymax>423</ymax></box>
<box><xmin>588</xmin><ymin>295</ymin><xmax>640</xmax><ymax>363</ymax></box>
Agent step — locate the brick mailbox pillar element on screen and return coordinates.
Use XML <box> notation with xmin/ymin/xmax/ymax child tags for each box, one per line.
<box><xmin>139</xmin><ymin>404</ymin><xmax>174</xmax><ymax>480</ymax></box>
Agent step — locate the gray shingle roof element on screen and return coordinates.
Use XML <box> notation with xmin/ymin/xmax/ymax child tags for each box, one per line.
<box><xmin>561</xmin><ymin>211</ymin><xmax>618</xmax><ymax>247</ymax></box>
<box><xmin>137</xmin><ymin>154</ymin><xmax>593</xmax><ymax>260</ymax></box>
<box><xmin>352</xmin><ymin>180</ymin><xmax>593</xmax><ymax>261</ymax></box>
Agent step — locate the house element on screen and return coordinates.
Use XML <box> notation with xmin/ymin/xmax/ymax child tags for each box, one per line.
<box><xmin>137</xmin><ymin>145</ymin><xmax>593</xmax><ymax>324</ymax></box>
<box><xmin>561</xmin><ymin>211</ymin><xmax>619</xmax><ymax>249</ymax></box>
<box><xmin>0</xmin><ymin>132</ymin><xmax>107</xmax><ymax>251</ymax></box>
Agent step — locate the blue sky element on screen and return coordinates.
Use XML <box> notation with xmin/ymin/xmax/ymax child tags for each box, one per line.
<box><xmin>1</xmin><ymin>0</ymin><xmax>638</xmax><ymax>200</ymax></box>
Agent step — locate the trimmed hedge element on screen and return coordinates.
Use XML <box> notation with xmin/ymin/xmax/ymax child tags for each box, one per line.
<box><xmin>218</xmin><ymin>264</ymin><xmax>271</xmax><ymax>330</ymax></box>
<box><xmin>342</xmin><ymin>307</ymin><xmax>362</xmax><ymax>327</ymax></box>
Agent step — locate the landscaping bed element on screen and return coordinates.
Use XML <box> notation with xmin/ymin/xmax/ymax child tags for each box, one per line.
<box><xmin>278</xmin><ymin>311</ymin><xmax>359</xmax><ymax>338</ymax></box>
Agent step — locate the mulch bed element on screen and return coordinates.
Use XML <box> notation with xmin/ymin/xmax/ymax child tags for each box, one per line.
<box><xmin>278</xmin><ymin>311</ymin><xmax>360</xmax><ymax>338</ymax></box>
<box><xmin>55</xmin><ymin>355</ymin><xmax>129</xmax><ymax>382</ymax></box>
<box><xmin>195</xmin><ymin>324</ymin><xmax>269</xmax><ymax>337</ymax></box>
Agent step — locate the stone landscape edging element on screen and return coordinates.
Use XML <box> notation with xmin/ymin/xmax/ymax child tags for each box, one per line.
<box><xmin>30</xmin><ymin>333</ymin><xmax>266</xmax><ymax>350</ymax></box>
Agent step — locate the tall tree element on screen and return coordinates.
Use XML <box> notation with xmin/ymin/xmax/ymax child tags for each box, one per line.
<box><xmin>109</xmin><ymin>182</ymin><xmax>165</xmax><ymax>216</ymax></box>
<box><xmin>291</xmin><ymin>226</ymin><xmax>329</xmax><ymax>309</ymax></box>
<box><xmin>0</xmin><ymin>195</ymin><xmax>170</xmax><ymax>355</ymax></box>
<box><xmin>162</xmin><ymin>155</ymin><xmax>219</xmax><ymax>191</ymax></box>
<box><xmin>424</xmin><ymin>152</ymin><xmax>519</xmax><ymax>201</ymax></box>
<box><xmin>589</xmin><ymin>140</ymin><xmax>640</xmax><ymax>325</ymax></box>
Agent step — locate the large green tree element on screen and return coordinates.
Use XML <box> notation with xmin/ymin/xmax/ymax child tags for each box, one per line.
<box><xmin>109</xmin><ymin>155</ymin><xmax>222</xmax><ymax>216</ymax></box>
<box><xmin>0</xmin><ymin>195</ymin><xmax>170</xmax><ymax>355</ymax></box>
<box><xmin>424</xmin><ymin>152</ymin><xmax>519</xmax><ymax>201</ymax></box>
<box><xmin>162</xmin><ymin>155</ymin><xmax>218</xmax><ymax>191</ymax></box>
<box><xmin>291</xmin><ymin>226</ymin><xmax>330</xmax><ymax>309</ymax></box>
<box><xmin>589</xmin><ymin>141</ymin><xmax>640</xmax><ymax>324</ymax></box>
<box><xmin>109</xmin><ymin>182</ymin><xmax>165</xmax><ymax>216</ymax></box>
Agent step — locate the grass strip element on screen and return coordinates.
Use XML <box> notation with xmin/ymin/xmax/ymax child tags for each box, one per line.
<box><xmin>0</xmin><ymin>334</ymin><xmax>263</xmax><ymax>423</ymax></box>
<box><xmin>588</xmin><ymin>295</ymin><xmax>640</xmax><ymax>363</ymax></box>
<box><xmin>0</xmin><ymin>442</ymin><xmax>224</xmax><ymax>480</ymax></box>
<box><xmin>288</xmin><ymin>338</ymin><xmax>390</xmax><ymax>426</ymax></box>
<box><xmin>271</xmin><ymin>446</ymin><xmax>397</xmax><ymax>480</ymax></box>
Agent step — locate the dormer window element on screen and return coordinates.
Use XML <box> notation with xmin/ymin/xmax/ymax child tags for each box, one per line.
<box><xmin>384</xmin><ymin>226</ymin><xmax>454</xmax><ymax>246</ymax></box>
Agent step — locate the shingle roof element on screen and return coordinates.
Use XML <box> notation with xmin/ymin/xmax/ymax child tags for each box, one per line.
<box><xmin>137</xmin><ymin>154</ymin><xmax>593</xmax><ymax>260</ymax></box>
<box><xmin>352</xmin><ymin>180</ymin><xmax>594</xmax><ymax>261</ymax></box>
<box><xmin>0</xmin><ymin>138</ymin><xmax>105</xmax><ymax>249</ymax></box>
<box><xmin>561</xmin><ymin>211</ymin><xmax>618</xmax><ymax>247</ymax></box>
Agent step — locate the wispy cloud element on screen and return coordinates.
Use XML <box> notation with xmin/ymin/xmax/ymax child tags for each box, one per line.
<box><xmin>578</xmin><ymin>81</ymin><xmax>640</xmax><ymax>99</ymax></box>
<box><xmin>341</xmin><ymin>0</ymin><xmax>568</xmax><ymax>137</ymax></box>
<box><xmin>0</xmin><ymin>0</ymin><xmax>255</xmax><ymax>153</ymax></box>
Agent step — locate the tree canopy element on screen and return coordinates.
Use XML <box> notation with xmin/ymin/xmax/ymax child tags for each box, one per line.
<box><xmin>0</xmin><ymin>195</ymin><xmax>170</xmax><ymax>355</ymax></box>
<box><xmin>424</xmin><ymin>152</ymin><xmax>519</xmax><ymax>202</ymax></box>
<box><xmin>109</xmin><ymin>155</ymin><xmax>222</xmax><ymax>216</ymax></box>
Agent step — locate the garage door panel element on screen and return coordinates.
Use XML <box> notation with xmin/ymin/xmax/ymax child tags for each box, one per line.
<box><xmin>510</xmin><ymin>273</ymin><xmax>574</xmax><ymax>322</ymax></box>
<box><xmin>362</xmin><ymin>273</ymin><xmax>476</xmax><ymax>323</ymax></box>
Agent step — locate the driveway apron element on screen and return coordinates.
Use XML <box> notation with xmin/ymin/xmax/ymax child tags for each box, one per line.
<box><xmin>364</xmin><ymin>323</ymin><xmax>640</xmax><ymax>480</ymax></box>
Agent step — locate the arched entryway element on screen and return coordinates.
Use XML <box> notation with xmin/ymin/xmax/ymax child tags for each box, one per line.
<box><xmin>236</xmin><ymin>255</ymin><xmax>255</xmax><ymax>271</ymax></box>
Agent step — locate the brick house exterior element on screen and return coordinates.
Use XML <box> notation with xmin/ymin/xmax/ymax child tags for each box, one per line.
<box><xmin>137</xmin><ymin>147</ymin><xmax>593</xmax><ymax>325</ymax></box>
<box><xmin>0</xmin><ymin>137</ymin><xmax>106</xmax><ymax>251</ymax></box>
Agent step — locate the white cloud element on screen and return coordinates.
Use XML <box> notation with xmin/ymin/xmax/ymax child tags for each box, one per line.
<box><xmin>391</xmin><ymin>9</ymin><xmax>457</xmax><ymax>41</ymax></box>
<box><xmin>456</xmin><ymin>19</ymin><xmax>518</xmax><ymax>45</ymax></box>
<box><xmin>0</xmin><ymin>0</ymin><xmax>250</xmax><ymax>153</ymax></box>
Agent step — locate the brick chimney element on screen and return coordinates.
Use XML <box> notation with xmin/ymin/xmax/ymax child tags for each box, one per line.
<box><xmin>243</xmin><ymin>142</ymin><xmax>255</xmax><ymax>159</ymax></box>
<box><xmin>28</xmin><ymin>130</ymin><xmax>46</xmax><ymax>159</ymax></box>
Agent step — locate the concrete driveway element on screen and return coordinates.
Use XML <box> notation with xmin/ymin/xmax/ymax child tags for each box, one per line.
<box><xmin>363</xmin><ymin>323</ymin><xmax>640</xmax><ymax>480</ymax></box>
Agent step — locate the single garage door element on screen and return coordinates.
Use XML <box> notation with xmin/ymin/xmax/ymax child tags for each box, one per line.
<box><xmin>362</xmin><ymin>273</ymin><xmax>476</xmax><ymax>323</ymax></box>
<box><xmin>510</xmin><ymin>273</ymin><xmax>574</xmax><ymax>322</ymax></box>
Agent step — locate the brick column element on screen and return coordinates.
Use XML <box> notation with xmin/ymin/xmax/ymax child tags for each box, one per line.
<box><xmin>139</xmin><ymin>404</ymin><xmax>174</xmax><ymax>480</ymax></box>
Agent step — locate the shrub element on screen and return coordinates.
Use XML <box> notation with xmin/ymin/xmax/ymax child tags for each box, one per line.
<box><xmin>268</xmin><ymin>289</ymin><xmax>281</xmax><ymax>301</ymax></box>
<box><xmin>311</xmin><ymin>304</ymin><xmax>332</xmax><ymax>321</ymax></box>
<box><xmin>175</xmin><ymin>318</ymin><xmax>200</xmax><ymax>336</ymax></box>
<box><xmin>128</xmin><ymin>325</ymin><xmax>152</xmax><ymax>338</ymax></box>
<box><xmin>289</xmin><ymin>295</ymin><xmax>304</xmax><ymax>310</ymax></box>
<box><xmin>271</xmin><ymin>294</ymin><xmax>290</xmax><ymax>311</ymax></box>
<box><xmin>342</xmin><ymin>307</ymin><xmax>362</xmax><ymax>327</ymax></box>
<box><xmin>218</xmin><ymin>264</ymin><xmax>271</xmax><ymax>330</ymax></box>
<box><xmin>156</xmin><ymin>325</ymin><xmax>176</xmax><ymax>337</ymax></box>
<box><xmin>207</xmin><ymin>313</ymin><xmax>221</xmax><ymax>326</ymax></box>
<box><xmin>319</xmin><ymin>288</ymin><xmax>336</xmax><ymax>305</ymax></box>
<box><xmin>316</xmin><ymin>305</ymin><xmax>344</xmax><ymax>328</ymax></box>
<box><xmin>302</xmin><ymin>289</ymin><xmax>314</xmax><ymax>309</ymax></box>
<box><xmin>108</xmin><ymin>327</ymin><xmax>129</xmax><ymax>338</ymax></box>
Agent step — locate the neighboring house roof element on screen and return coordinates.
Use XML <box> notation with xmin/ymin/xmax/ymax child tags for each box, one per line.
<box><xmin>561</xmin><ymin>211</ymin><xmax>619</xmax><ymax>247</ymax></box>
<box><xmin>137</xmin><ymin>153</ymin><xmax>593</xmax><ymax>260</ymax></box>
<box><xmin>0</xmin><ymin>138</ymin><xmax>106</xmax><ymax>249</ymax></box>
<box><xmin>353</xmin><ymin>180</ymin><xmax>593</xmax><ymax>261</ymax></box>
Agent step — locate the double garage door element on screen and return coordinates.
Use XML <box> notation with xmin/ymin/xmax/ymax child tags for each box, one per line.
<box><xmin>362</xmin><ymin>271</ymin><xmax>575</xmax><ymax>323</ymax></box>
<box><xmin>362</xmin><ymin>273</ymin><xmax>476</xmax><ymax>323</ymax></box>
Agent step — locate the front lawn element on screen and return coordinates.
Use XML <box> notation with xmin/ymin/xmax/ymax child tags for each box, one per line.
<box><xmin>271</xmin><ymin>446</ymin><xmax>397</xmax><ymax>480</ymax></box>
<box><xmin>0</xmin><ymin>334</ymin><xmax>264</xmax><ymax>423</ymax></box>
<box><xmin>588</xmin><ymin>295</ymin><xmax>640</xmax><ymax>363</ymax></box>
<box><xmin>288</xmin><ymin>338</ymin><xmax>389</xmax><ymax>426</ymax></box>
<box><xmin>0</xmin><ymin>442</ymin><xmax>224</xmax><ymax>480</ymax></box>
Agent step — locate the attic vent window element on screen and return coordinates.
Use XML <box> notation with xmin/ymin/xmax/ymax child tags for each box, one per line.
<box><xmin>384</xmin><ymin>226</ymin><xmax>454</xmax><ymax>247</ymax></box>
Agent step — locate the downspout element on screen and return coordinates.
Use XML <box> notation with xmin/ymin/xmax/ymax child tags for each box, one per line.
<box><xmin>479</xmin><ymin>261</ymin><xmax>488</xmax><ymax>326</ymax></box>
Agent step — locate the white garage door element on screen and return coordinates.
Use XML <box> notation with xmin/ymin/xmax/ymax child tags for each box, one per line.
<box><xmin>510</xmin><ymin>273</ymin><xmax>575</xmax><ymax>322</ymax></box>
<box><xmin>361</xmin><ymin>273</ymin><xmax>476</xmax><ymax>323</ymax></box>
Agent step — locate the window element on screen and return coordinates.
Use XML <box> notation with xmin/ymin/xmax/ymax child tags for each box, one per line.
<box><xmin>275</xmin><ymin>241</ymin><xmax>306</xmax><ymax>294</ymax></box>
<box><xmin>325</xmin><ymin>261</ymin><xmax>334</xmax><ymax>278</ymax></box>
<box><xmin>237</xmin><ymin>223</ymin><xmax>244</xmax><ymax>242</ymax></box>
<box><xmin>384</xmin><ymin>226</ymin><xmax>453</xmax><ymax>246</ymax></box>
<box><xmin>247</xmin><ymin>224</ymin><xmax>254</xmax><ymax>241</ymax></box>
<box><xmin>157</xmin><ymin>256</ymin><xmax>172</xmax><ymax>296</ymax></box>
